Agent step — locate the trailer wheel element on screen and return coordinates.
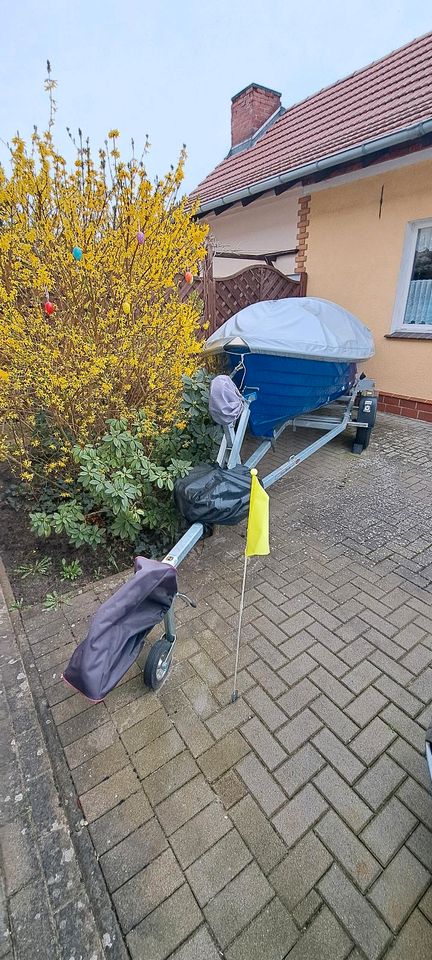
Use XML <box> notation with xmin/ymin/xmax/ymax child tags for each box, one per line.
<box><xmin>352</xmin><ymin>395</ymin><xmax>377</xmax><ymax>454</ymax></box>
<box><xmin>144</xmin><ymin>639</ymin><xmax>173</xmax><ymax>691</ymax></box>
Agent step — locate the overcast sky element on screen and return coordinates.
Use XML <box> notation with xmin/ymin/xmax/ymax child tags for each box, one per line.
<box><xmin>1</xmin><ymin>1</ymin><xmax>430</xmax><ymax>193</ymax></box>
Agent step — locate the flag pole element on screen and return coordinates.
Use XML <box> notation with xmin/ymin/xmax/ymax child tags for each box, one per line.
<box><xmin>232</xmin><ymin>553</ymin><xmax>248</xmax><ymax>702</ymax></box>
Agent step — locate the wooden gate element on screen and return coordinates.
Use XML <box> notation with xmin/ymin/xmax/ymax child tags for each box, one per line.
<box><xmin>179</xmin><ymin>258</ymin><xmax>306</xmax><ymax>333</ymax></box>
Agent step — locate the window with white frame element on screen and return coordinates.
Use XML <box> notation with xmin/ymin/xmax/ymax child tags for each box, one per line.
<box><xmin>392</xmin><ymin>219</ymin><xmax>432</xmax><ymax>331</ymax></box>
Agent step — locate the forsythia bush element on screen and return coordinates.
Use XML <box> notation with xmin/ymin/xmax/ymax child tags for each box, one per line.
<box><xmin>0</xmin><ymin>74</ymin><xmax>208</xmax><ymax>499</ymax></box>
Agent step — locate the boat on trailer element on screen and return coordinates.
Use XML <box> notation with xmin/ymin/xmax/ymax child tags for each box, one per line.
<box><xmin>203</xmin><ymin>297</ymin><xmax>374</xmax><ymax>437</ymax></box>
<box><xmin>63</xmin><ymin>297</ymin><xmax>379</xmax><ymax>697</ymax></box>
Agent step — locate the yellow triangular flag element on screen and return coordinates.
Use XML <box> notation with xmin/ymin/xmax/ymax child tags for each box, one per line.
<box><xmin>245</xmin><ymin>469</ymin><xmax>270</xmax><ymax>557</ymax></box>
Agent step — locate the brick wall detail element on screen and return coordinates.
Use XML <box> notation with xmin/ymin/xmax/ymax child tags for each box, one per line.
<box><xmin>378</xmin><ymin>391</ymin><xmax>432</xmax><ymax>423</ymax></box>
<box><xmin>295</xmin><ymin>195</ymin><xmax>311</xmax><ymax>273</ymax></box>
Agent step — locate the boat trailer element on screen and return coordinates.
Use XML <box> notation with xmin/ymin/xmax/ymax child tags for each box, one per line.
<box><xmin>143</xmin><ymin>374</ymin><xmax>377</xmax><ymax>690</ymax></box>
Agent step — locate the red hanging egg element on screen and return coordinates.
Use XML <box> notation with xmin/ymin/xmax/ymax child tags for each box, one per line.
<box><xmin>44</xmin><ymin>301</ymin><xmax>55</xmax><ymax>315</ymax></box>
<box><xmin>184</xmin><ymin>271</ymin><xmax>193</xmax><ymax>284</ymax></box>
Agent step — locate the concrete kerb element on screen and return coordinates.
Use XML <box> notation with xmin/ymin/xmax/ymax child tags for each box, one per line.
<box><xmin>0</xmin><ymin>556</ymin><xmax>130</xmax><ymax>960</ymax></box>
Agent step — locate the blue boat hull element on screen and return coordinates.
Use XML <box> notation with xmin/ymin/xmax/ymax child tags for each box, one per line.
<box><xmin>231</xmin><ymin>354</ymin><xmax>357</xmax><ymax>437</ymax></box>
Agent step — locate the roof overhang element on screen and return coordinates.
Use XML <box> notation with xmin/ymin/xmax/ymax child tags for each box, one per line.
<box><xmin>197</xmin><ymin>117</ymin><xmax>432</xmax><ymax>216</ymax></box>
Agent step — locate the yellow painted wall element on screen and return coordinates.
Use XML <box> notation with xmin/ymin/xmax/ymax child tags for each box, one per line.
<box><xmin>307</xmin><ymin>161</ymin><xmax>432</xmax><ymax>400</ymax></box>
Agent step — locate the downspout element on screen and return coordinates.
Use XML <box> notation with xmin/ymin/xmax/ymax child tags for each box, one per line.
<box><xmin>198</xmin><ymin>118</ymin><xmax>432</xmax><ymax>215</ymax></box>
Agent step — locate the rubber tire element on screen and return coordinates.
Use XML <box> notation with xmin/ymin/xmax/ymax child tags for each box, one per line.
<box><xmin>143</xmin><ymin>638</ymin><xmax>173</xmax><ymax>691</ymax></box>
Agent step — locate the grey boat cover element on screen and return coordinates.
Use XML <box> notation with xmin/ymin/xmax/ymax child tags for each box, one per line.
<box><xmin>63</xmin><ymin>557</ymin><xmax>177</xmax><ymax>701</ymax></box>
<box><xmin>203</xmin><ymin>297</ymin><xmax>374</xmax><ymax>362</ymax></box>
<box><xmin>209</xmin><ymin>375</ymin><xmax>245</xmax><ymax>425</ymax></box>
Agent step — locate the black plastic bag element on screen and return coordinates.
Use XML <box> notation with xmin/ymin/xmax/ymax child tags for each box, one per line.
<box><xmin>174</xmin><ymin>463</ymin><xmax>253</xmax><ymax>526</ymax></box>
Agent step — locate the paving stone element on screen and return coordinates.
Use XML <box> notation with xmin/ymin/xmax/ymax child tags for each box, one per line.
<box><xmin>314</xmin><ymin>764</ymin><xmax>372</xmax><ymax>831</ymax></box>
<box><xmin>407</xmin><ymin>824</ymin><xmax>432</xmax><ymax>872</ymax></box>
<box><xmin>272</xmin><ymin>783</ymin><xmax>327</xmax><ymax>848</ymax></box>
<box><xmin>383</xmin><ymin>910</ymin><xmax>432</xmax><ymax>960</ymax></box>
<box><xmin>310</xmin><ymin>667</ymin><xmax>354</xmax><ymax>708</ymax></box>
<box><xmin>279</xmin><ymin>652</ymin><xmax>317</xmax><ymax>686</ymax></box>
<box><xmin>250</xmin><ymin>634</ymin><xmax>286</xmax><ymax>669</ymax></box>
<box><xmin>308</xmin><ymin>644</ymin><xmax>348</xmax><ymax>678</ymax></box>
<box><xmin>204</xmin><ymin>861</ymin><xmax>273</xmax><ymax>948</ymax></box>
<box><xmin>214</xmin><ymin>671</ymin><xmax>255</xmax><ymax>706</ymax></box>
<box><xmin>389</xmin><ymin>737</ymin><xmax>431</xmax><ymax>791</ymax></box>
<box><xmin>277</xmin><ymin>678</ymin><xmax>319</xmax><ymax>717</ymax></box>
<box><xmin>276</xmin><ymin>708</ymin><xmax>322</xmax><ymax>754</ymax></box>
<box><xmin>397</xmin><ymin>777</ymin><xmax>432</xmax><ymax>832</ymax></box>
<box><xmin>198</xmin><ymin>730</ymin><xmax>250</xmax><ymax>783</ymax></box>
<box><xmin>361</xmin><ymin>796</ymin><xmax>417</xmax><ymax>865</ymax></box>
<box><xmin>225</xmin><ymin>896</ymin><xmax>298</xmax><ymax>960</ymax></box>
<box><xmin>287</xmin><ymin>906</ymin><xmax>352</xmax><ymax>960</ymax></box>
<box><xmin>400</xmin><ymin>644</ymin><xmax>432</xmax><ymax>675</ymax></box>
<box><xmin>255</xmin><ymin>597</ymin><xmax>287</xmax><ymax>625</ymax></box>
<box><xmin>313</xmin><ymin>729</ymin><xmax>365</xmax><ymax>784</ymax></box>
<box><xmin>126</xmin><ymin>883</ymin><xmax>202</xmax><ymax>960</ymax></box>
<box><xmin>54</xmin><ymin>896</ymin><xmax>104</xmax><ymax>960</ymax></box>
<box><xmin>319</xmin><ymin>864</ymin><xmax>391</xmax><ymax>960</ymax></box>
<box><xmin>142</xmin><ymin>750</ymin><xmax>198</xmax><ymax>806</ymax></box>
<box><xmin>156</xmin><ymin>774</ymin><xmax>214</xmax><ymax>836</ymax></box>
<box><xmin>0</xmin><ymin>816</ymin><xmax>38</xmax><ymax>896</ymax></box>
<box><xmin>275</xmin><ymin>743</ymin><xmax>325</xmax><ymax>798</ymax></box>
<box><xmin>230</xmin><ymin>795</ymin><xmax>286</xmax><ymax>874</ymax></box>
<box><xmin>269</xmin><ymin>830</ymin><xmax>332</xmax><ymax>910</ymax></box>
<box><xmin>244</xmin><ymin>685</ymin><xmax>286</xmax><ymax>730</ymax></box>
<box><xmin>236</xmin><ymin>754</ymin><xmax>285</xmax><ymax>815</ymax></box>
<box><xmin>169</xmin><ymin>926</ymin><xmax>221</xmax><ymax>960</ymax></box>
<box><xmin>409</xmin><ymin>668</ymin><xmax>432</xmax><ymax>703</ymax></box>
<box><xmin>104</xmin><ymin>673</ymin><xmax>149</xmax><ymax>713</ymax></box>
<box><xmin>335</xmin><ymin>616</ymin><xmax>368</xmax><ymax>643</ymax></box>
<box><xmin>351</xmin><ymin>718</ymin><xmax>396</xmax><ymax>765</ymax></box>
<box><xmin>342</xmin><ymin>661</ymin><xmax>381</xmax><ymax>694</ymax></box>
<box><xmin>114</xmin><ymin>847</ymin><xmax>184</xmax><ymax>933</ymax></box>
<box><xmin>420</xmin><ymin>887</ymin><xmax>432</xmax><ymax>923</ymax></box>
<box><xmin>99</xmin><ymin>813</ymin><xmax>168</xmax><ymax>892</ymax></box>
<box><xmin>25</xmin><ymin>773</ymin><xmax>62</xmax><ymax>833</ymax></box>
<box><xmin>345</xmin><ymin>686</ymin><xmax>388</xmax><ymax>727</ymax></box>
<box><xmin>214</xmin><ymin>769</ymin><xmax>247</xmax><ymax>809</ymax></box>
<box><xmin>185</xmin><ymin>828</ymin><xmax>251</xmax><ymax>907</ymax></box>
<box><xmin>88</xmin><ymin>790</ymin><xmax>153</xmax><ymax>857</ymax></box>
<box><xmin>241</xmin><ymin>717</ymin><xmax>286</xmax><ymax>770</ymax></box>
<box><xmin>79</xmin><ymin>762</ymin><xmax>140</xmax><ymax>822</ymax></box>
<box><xmin>37</xmin><ymin>824</ymin><xmax>83</xmax><ymax>912</ymax></box>
<box><xmin>369</xmin><ymin>650</ymin><xmax>414</xmax><ymax>686</ymax></box>
<box><xmin>170</xmin><ymin>801</ymin><xmax>231</xmax><ymax>870</ymax></box>
<box><xmin>369</xmin><ymin>846</ymin><xmax>429</xmax><ymax>933</ymax></box>
<box><xmin>170</xmin><ymin>707</ymin><xmax>214</xmax><ymax>758</ymax></box>
<box><xmin>316</xmin><ymin>810</ymin><xmax>380</xmax><ymax>891</ymax></box>
<box><xmin>247</xmin><ymin>659</ymin><xmax>287</xmax><ymax>698</ymax></box>
<box><xmin>292</xmin><ymin>888</ymin><xmax>322</xmax><ymax>929</ymax></box>
<box><xmin>71</xmin><ymin>739</ymin><xmax>128</xmax><ymax>794</ymax></box>
<box><xmin>64</xmin><ymin>720</ymin><xmax>117</xmax><ymax>769</ymax></box>
<box><xmin>181</xmin><ymin>677</ymin><xmax>219</xmax><ymax>720</ymax></box>
<box><xmin>120</xmin><ymin>707</ymin><xmax>172</xmax><ymax>754</ymax></box>
<box><xmin>112</xmin><ymin>691</ymin><xmax>160</xmax><ymax>733</ymax></box>
<box><xmin>206</xmin><ymin>698</ymin><xmax>251</xmax><ymax>740</ymax></box>
<box><xmin>394</xmin><ymin>622</ymin><xmax>427</xmax><ymax>651</ymax></box>
<box><xmin>381</xmin><ymin>704</ymin><xmax>426</xmax><ymax>753</ymax></box>
<box><xmin>218</xmin><ymin>645</ymin><xmax>258</xmax><ymax>679</ymax></box>
<box><xmin>355</xmin><ymin>755</ymin><xmax>406</xmax><ymax>811</ymax></box>
<box><xmin>311</xmin><ymin>694</ymin><xmax>359</xmax><ymax>743</ymax></box>
<box><xmin>279</xmin><ymin>632</ymin><xmax>314</xmax><ymax>661</ymax></box>
<box><xmin>133</xmin><ymin>728</ymin><xmax>184</xmax><ymax>779</ymax></box>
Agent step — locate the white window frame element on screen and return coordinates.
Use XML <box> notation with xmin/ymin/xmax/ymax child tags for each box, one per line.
<box><xmin>391</xmin><ymin>217</ymin><xmax>432</xmax><ymax>333</ymax></box>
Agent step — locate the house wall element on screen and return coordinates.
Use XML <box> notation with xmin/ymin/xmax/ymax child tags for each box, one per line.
<box><xmin>204</xmin><ymin>190</ymin><xmax>300</xmax><ymax>278</ymax></box>
<box><xmin>306</xmin><ymin>160</ymin><xmax>432</xmax><ymax>404</ymax></box>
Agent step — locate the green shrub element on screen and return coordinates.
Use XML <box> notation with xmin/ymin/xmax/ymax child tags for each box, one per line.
<box><xmin>30</xmin><ymin>370</ymin><xmax>221</xmax><ymax>553</ymax></box>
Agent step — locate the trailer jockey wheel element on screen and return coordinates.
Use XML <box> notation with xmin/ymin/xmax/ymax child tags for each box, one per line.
<box><xmin>352</xmin><ymin>395</ymin><xmax>378</xmax><ymax>454</ymax></box>
<box><xmin>144</xmin><ymin>638</ymin><xmax>173</xmax><ymax>690</ymax></box>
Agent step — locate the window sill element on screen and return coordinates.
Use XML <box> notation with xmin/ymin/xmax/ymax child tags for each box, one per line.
<box><xmin>385</xmin><ymin>331</ymin><xmax>432</xmax><ymax>340</ymax></box>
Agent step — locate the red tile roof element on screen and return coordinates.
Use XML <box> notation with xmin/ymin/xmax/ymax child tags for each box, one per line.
<box><xmin>192</xmin><ymin>32</ymin><xmax>432</xmax><ymax>209</ymax></box>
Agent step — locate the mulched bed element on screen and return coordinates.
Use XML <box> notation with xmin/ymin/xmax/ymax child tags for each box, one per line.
<box><xmin>0</xmin><ymin>472</ymin><xmax>132</xmax><ymax>608</ymax></box>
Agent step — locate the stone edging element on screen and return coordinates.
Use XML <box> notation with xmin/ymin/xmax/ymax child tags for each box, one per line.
<box><xmin>0</xmin><ymin>556</ymin><xmax>129</xmax><ymax>960</ymax></box>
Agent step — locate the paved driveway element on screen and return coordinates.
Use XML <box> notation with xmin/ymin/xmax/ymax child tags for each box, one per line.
<box><xmin>14</xmin><ymin>414</ymin><xmax>432</xmax><ymax>958</ymax></box>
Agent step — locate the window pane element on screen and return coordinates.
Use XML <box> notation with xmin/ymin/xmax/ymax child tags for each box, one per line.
<box><xmin>403</xmin><ymin>226</ymin><xmax>432</xmax><ymax>325</ymax></box>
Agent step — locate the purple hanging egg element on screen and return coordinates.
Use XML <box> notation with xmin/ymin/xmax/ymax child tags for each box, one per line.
<box><xmin>137</xmin><ymin>231</ymin><xmax>145</xmax><ymax>245</ymax></box>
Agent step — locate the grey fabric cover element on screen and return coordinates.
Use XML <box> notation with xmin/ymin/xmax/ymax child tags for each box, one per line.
<box><xmin>63</xmin><ymin>557</ymin><xmax>177</xmax><ymax>701</ymax></box>
<box><xmin>202</xmin><ymin>297</ymin><xmax>375</xmax><ymax>362</ymax></box>
<box><xmin>174</xmin><ymin>463</ymin><xmax>253</xmax><ymax>525</ymax></box>
<box><xmin>209</xmin><ymin>375</ymin><xmax>245</xmax><ymax>425</ymax></box>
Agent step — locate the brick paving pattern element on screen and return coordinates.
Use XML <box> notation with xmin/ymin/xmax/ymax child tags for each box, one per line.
<box><xmin>2</xmin><ymin>411</ymin><xmax>432</xmax><ymax>958</ymax></box>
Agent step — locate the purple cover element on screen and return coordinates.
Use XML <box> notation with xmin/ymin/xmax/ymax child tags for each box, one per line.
<box><xmin>63</xmin><ymin>557</ymin><xmax>177</xmax><ymax>701</ymax></box>
<box><xmin>209</xmin><ymin>374</ymin><xmax>244</xmax><ymax>425</ymax></box>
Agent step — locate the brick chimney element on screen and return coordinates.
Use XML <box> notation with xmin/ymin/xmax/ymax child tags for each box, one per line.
<box><xmin>231</xmin><ymin>83</ymin><xmax>282</xmax><ymax>149</ymax></box>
